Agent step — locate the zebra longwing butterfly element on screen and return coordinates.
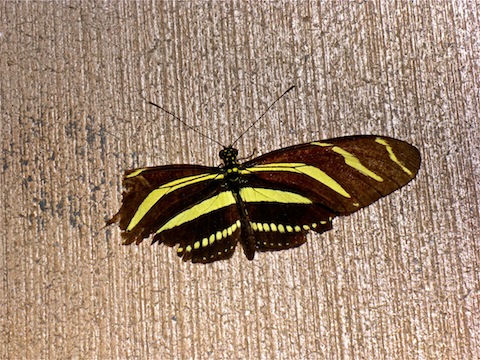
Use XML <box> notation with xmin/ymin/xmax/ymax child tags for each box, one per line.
<box><xmin>107</xmin><ymin>134</ymin><xmax>421</xmax><ymax>263</ymax></box>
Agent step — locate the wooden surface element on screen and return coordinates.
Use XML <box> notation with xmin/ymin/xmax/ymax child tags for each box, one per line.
<box><xmin>1</xmin><ymin>1</ymin><xmax>479</xmax><ymax>359</ymax></box>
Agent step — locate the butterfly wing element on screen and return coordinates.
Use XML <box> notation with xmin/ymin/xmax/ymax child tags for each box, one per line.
<box><xmin>150</xmin><ymin>188</ymin><xmax>242</xmax><ymax>264</ymax></box>
<box><xmin>240</xmin><ymin>135</ymin><xmax>421</xmax><ymax>252</ymax></box>
<box><xmin>107</xmin><ymin>164</ymin><xmax>247</xmax><ymax>263</ymax></box>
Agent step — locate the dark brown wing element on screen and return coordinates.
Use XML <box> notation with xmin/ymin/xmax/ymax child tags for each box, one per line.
<box><xmin>243</xmin><ymin>135</ymin><xmax>421</xmax><ymax>214</ymax></box>
<box><xmin>244</xmin><ymin>201</ymin><xmax>334</xmax><ymax>252</ymax></box>
<box><xmin>107</xmin><ymin>165</ymin><xmax>221</xmax><ymax>243</ymax></box>
<box><xmin>240</xmin><ymin>135</ymin><xmax>420</xmax><ymax>252</ymax></box>
<box><xmin>153</xmin><ymin>202</ymin><xmax>241</xmax><ymax>263</ymax></box>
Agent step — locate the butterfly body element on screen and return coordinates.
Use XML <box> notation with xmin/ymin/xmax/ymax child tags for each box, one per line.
<box><xmin>107</xmin><ymin>135</ymin><xmax>420</xmax><ymax>263</ymax></box>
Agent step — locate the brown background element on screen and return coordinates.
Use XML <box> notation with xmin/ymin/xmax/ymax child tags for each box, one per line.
<box><xmin>1</xmin><ymin>1</ymin><xmax>479</xmax><ymax>359</ymax></box>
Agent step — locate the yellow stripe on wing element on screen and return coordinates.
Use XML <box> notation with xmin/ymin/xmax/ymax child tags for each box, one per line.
<box><xmin>157</xmin><ymin>187</ymin><xmax>314</xmax><ymax>234</ymax></box>
<box><xmin>156</xmin><ymin>191</ymin><xmax>236</xmax><ymax>233</ymax></box>
<box><xmin>243</xmin><ymin>163</ymin><xmax>351</xmax><ymax>198</ymax></box>
<box><xmin>239</xmin><ymin>187</ymin><xmax>313</xmax><ymax>204</ymax></box>
<box><xmin>375</xmin><ymin>138</ymin><xmax>413</xmax><ymax>176</ymax></box>
<box><xmin>311</xmin><ymin>142</ymin><xmax>384</xmax><ymax>182</ymax></box>
<box><xmin>127</xmin><ymin>172</ymin><xmax>222</xmax><ymax>231</ymax></box>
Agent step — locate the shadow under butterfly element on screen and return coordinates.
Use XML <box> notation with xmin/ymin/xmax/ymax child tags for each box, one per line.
<box><xmin>107</xmin><ymin>86</ymin><xmax>421</xmax><ymax>263</ymax></box>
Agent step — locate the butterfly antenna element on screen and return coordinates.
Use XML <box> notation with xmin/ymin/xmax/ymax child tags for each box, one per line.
<box><xmin>231</xmin><ymin>85</ymin><xmax>295</xmax><ymax>147</ymax></box>
<box><xmin>148</xmin><ymin>101</ymin><xmax>224</xmax><ymax>147</ymax></box>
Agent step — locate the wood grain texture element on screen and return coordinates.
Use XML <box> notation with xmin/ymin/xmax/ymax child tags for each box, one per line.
<box><xmin>1</xmin><ymin>1</ymin><xmax>479</xmax><ymax>359</ymax></box>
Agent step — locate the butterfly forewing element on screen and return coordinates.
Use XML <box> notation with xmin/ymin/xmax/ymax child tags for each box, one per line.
<box><xmin>243</xmin><ymin>136</ymin><xmax>421</xmax><ymax>215</ymax></box>
<box><xmin>107</xmin><ymin>165</ymin><xmax>222</xmax><ymax>245</ymax></box>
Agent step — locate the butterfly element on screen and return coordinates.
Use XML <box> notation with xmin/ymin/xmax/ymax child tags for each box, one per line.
<box><xmin>107</xmin><ymin>87</ymin><xmax>420</xmax><ymax>263</ymax></box>
<box><xmin>107</xmin><ymin>135</ymin><xmax>420</xmax><ymax>263</ymax></box>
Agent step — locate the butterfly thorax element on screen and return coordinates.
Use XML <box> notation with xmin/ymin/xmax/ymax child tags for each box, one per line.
<box><xmin>219</xmin><ymin>146</ymin><xmax>243</xmax><ymax>184</ymax></box>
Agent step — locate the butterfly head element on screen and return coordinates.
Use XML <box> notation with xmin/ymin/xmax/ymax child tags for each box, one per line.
<box><xmin>219</xmin><ymin>147</ymin><xmax>239</xmax><ymax>167</ymax></box>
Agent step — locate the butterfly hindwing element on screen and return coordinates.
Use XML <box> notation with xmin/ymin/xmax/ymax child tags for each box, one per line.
<box><xmin>244</xmin><ymin>200</ymin><xmax>334</xmax><ymax>252</ymax></box>
<box><xmin>153</xmin><ymin>197</ymin><xmax>242</xmax><ymax>263</ymax></box>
